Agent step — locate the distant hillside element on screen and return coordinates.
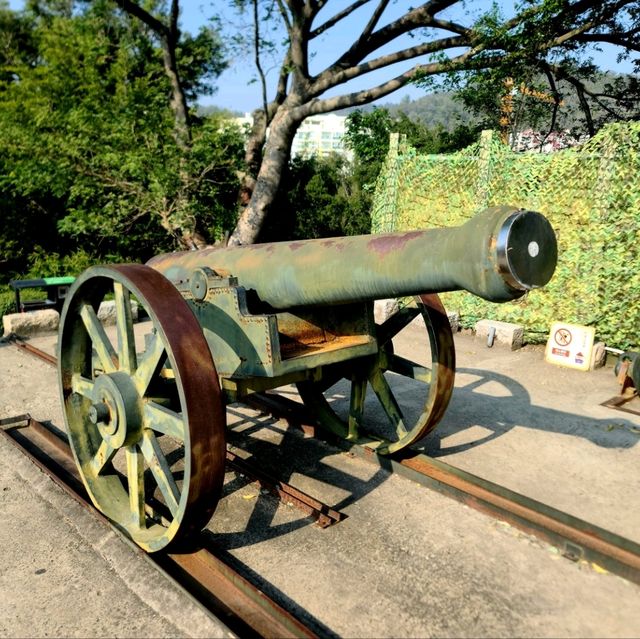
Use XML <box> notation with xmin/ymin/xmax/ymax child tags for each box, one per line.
<box><xmin>197</xmin><ymin>105</ymin><xmax>243</xmax><ymax>118</ymax></box>
<box><xmin>201</xmin><ymin>71</ymin><xmax>637</xmax><ymax>136</ymax></box>
<box><xmin>337</xmin><ymin>93</ymin><xmax>478</xmax><ymax>130</ymax></box>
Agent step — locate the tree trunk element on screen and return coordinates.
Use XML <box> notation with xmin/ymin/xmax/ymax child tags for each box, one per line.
<box><xmin>237</xmin><ymin>107</ymin><xmax>267</xmax><ymax>215</ymax></box>
<box><xmin>160</xmin><ymin>35</ymin><xmax>191</xmax><ymax>151</ymax></box>
<box><xmin>229</xmin><ymin>108</ymin><xmax>299</xmax><ymax>246</ymax></box>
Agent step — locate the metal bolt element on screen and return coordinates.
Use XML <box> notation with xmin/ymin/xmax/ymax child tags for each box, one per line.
<box><xmin>88</xmin><ymin>402</ymin><xmax>110</xmax><ymax>425</ymax></box>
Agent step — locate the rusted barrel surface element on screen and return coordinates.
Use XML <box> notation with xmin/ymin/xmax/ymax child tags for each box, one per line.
<box><xmin>147</xmin><ymin>206</ymin><xmax>557</xmax><ymax>309</ymax></box>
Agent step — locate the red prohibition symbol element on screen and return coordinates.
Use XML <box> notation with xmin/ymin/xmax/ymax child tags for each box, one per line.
<box><xmin>554</xmin><ymin>328</ymin><xmax>572</xmax><ymax>346</ymax></box>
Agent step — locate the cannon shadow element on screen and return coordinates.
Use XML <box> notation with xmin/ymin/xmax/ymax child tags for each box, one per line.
<box><xmin>205</xmin><ymin>403</ymin><xmax>389</xmax><ymax>552</ymax></box>
<box><xmin>199</xmin><ymin>365</ymin><xmax>639</xmax><ymax>555</ymax></box>
<box><xmin>416</xmin><ymin>366</ymin><xmax>640</xmax><ymax>455</ymax></box>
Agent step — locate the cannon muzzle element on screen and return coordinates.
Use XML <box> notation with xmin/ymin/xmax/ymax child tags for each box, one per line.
<box><xmin>148</xmin><ymin>206</ymin><xmax>557</xmax><ymax>308</ymax></box>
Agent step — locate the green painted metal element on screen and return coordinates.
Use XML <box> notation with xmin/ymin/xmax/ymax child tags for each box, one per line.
<box><xmin>147</xmin><ymin>206</ymin><xmax>557</xmax><ymax>309</ymax></box>
<box><xmin>58</xmin><ymin>264</ymin><xmax>226</xmax><ymax>552</ymax></box>
<box><xmin>172</xmin><ymin>276</ymin><xmax>378</xmax><ymax>382</ymax></box>
<box><xmin>296</xmin><ymin>294</ymin><xmax>456</xmax><ymax>455</ymax></box>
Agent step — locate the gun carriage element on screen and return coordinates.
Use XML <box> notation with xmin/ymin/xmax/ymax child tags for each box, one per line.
<box><xmin>58</xmin><ymin>205</ymin><xmax>557</xmax><ymax>551</ymax></box>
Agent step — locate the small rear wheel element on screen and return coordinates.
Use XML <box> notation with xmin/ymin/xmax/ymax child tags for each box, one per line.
<box><xmin>297</xmin><ymin>294</ymin><xmax>455</xmax><ymax>455</ymax></box>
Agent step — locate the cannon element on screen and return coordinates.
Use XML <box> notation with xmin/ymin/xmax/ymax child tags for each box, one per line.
<box><xmin>57</xmin><ymin>205</ymin><xmax>557</xmax><ymax>551</ymax></box>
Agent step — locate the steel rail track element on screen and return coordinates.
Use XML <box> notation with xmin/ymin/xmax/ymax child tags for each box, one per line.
<box><xmin>247</xmin><ymin>393</ymin><xmax>640</xmax><ymax>587</ymax></box>
<box><xmin>0</xmin><ymin>413</ymin><xmax>318</xmax><ymax>639</ymax></box>
<box><xmin>12</xmin><ymin>337</ymin><xmax>640</xmax><ymax>587</ymax></box>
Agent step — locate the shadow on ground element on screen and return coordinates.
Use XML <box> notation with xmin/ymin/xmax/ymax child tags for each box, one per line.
<box><xmin>417</xmin><ymin>367</ymin><xmax>640</xmax><ymax>456</ymax></box>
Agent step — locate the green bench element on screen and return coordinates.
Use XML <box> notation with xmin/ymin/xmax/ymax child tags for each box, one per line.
<box><xmin>9</xmin><ymin>276</ymin><xmax>75</xmax><ymax>314</ymax></box>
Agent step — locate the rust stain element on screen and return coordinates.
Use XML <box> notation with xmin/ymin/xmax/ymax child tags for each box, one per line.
<box><xmin>367</xmin><ymin>230</ymin><xmax>423</xmax><ymax>256</ymax></box>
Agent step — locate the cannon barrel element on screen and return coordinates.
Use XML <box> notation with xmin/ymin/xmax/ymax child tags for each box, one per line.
<box><xmin>148</xmin><ymin>206</ymin><xmax>557</xmax><ymax>309</ymax></box>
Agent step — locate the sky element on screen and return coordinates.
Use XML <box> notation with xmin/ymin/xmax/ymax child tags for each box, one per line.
<box><xmin>8</xmin><ymin>1</ymin><xmax>638</xmax><ymax>113</ymax></box>
<box><xmin>178</xmin><ymin>1</ymin><xmax>638</xmax><ymax>113</ymax></box>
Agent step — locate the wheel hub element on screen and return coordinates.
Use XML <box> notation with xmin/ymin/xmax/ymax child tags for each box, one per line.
<box><xmin>91</xmin><ymin>372</ymin><xmax>142</xmax><ymax>447</ymax></box>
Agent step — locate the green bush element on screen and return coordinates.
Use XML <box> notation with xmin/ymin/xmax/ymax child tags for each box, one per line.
<box><xmin>25</xmin><ymin>247</ymin><xmax>100</xmax><ymax>279</ymax></box>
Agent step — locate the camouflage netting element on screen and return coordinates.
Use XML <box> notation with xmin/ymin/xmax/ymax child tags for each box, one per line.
<box><xmin>371</xmin><ymin>123</ymin><xmax>640</xmax><ymax>349</ymax></box>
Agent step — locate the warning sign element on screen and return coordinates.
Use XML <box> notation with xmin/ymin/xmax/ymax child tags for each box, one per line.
<box><xmin>545</xmin><ymin>322</ymin><xmax>595</xmax><ymax>371</ymax></box>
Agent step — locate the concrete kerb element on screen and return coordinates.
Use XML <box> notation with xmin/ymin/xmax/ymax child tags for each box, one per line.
<box><xmin>2</xmin><ymin>300</ymin><xmax>139</xmax><ymax>339</ymax></box>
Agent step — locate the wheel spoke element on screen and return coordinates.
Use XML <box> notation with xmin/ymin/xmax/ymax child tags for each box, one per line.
<box><xmin>133</xmin><ymin>331</ymin><xmax>166</xmax><ymax>395</ymax></box>
<box><xmin>80</xmin><ymin>303</ymin><xmax>117</xmax><ymax>373</ymax></box>
<box><xmin>140</xmin><ymin>430</ymin><xmax>180</xmax><ymax>516</ymax></box>
<box><xmin>125</xmin><ymin>445</ymin><xmax>146</xmax><ymax>528</ymax></box>
<box><xmin>387</xmin><ymin>354</ymin><xmax>432</xmax><ymax>384</ymax></box>
<box><xmin>88</xmin><ymin>439</ymin><xmax>117</xmax><ymax>476</ymax></box>
<box><xmin>377</xmin><ymin>306</ymin><xmax>421</xmax><ymax>346</ymax></box>
<box><xmin>114</xmin><ymin>282</ymin><xmax>137</xmax><ymax>374</ymax></box>
<box><xmin>369</xmin><ymin>369</ymin><xmax>408</xmax><ymax>439</ymax></box>
<box><xmin>71</xmin><ymin>374</ymin><xmax>95</xmax><ymax>399</ymax></box>
<box><xmin>143</xmin><ymin>401</ymin><xmax>185</xmax><ymax>441</ymax></box>
<box><xmin>347</xmin><ymin>376</ymin><xmax>367</xmax><ymax>440</ymax></box>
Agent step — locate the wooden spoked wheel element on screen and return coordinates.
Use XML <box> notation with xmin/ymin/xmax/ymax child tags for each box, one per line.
<box><xmin>58</xmin><ymin>264</ymin><xmax>226</xmax><ymax>552</ymax></box>
<box><xmin>297</xmin><ymin>294</ymin><xmax>455</xmax><ymax>455</ymax></box>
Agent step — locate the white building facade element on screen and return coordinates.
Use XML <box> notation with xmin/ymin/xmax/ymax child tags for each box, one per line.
<box><xmin>235</xmin><ymin>113</ymin><xmax>351</xmax><ymax>159</ymax></box>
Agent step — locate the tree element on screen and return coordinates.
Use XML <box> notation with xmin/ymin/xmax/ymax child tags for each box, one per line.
<box><xmin>342</xmin><ymin>107</ymin><xmax>478</xmax><ymax>222</ymax></box>
<box><xmin>451</xmin><ymin>68</ymin><xmax>640</xmax><ymax>147</ymax></box>
<box><xmin>0</xmin><ymin>0</ymin><xmax>243</xmax><ymax>276</ymax></box>
<box><xmin>258</xmin><ymin>153</ymin><xmax>371</xmax><ymax>242</ymax></box>
<box><xmin>225</xmin><ymin>0</ymin><xmax>639</xmax><ymax>245</ymax></box>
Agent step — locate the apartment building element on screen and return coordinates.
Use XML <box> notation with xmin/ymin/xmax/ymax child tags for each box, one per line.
<box><xmin>235</xmin><ymin>113</ymin><xmax>351</xmax><ymax>159</ymax></box>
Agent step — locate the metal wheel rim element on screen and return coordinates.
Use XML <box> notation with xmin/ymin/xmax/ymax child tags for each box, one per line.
<box><xmin>58</xmin><ymin>264</ymin><xmax>226</xmax><ymax>552</ymax></box>
<box><xmin>297</xmin><ymin>294</ymin><xmax>455</xmax><ymax>455</ymax></box>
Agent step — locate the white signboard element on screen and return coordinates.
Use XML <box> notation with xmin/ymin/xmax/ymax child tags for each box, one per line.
<box><xmin>545</xmin><ymin>322</ymin><xmax>595</xmax><ymax>371</ymax></box>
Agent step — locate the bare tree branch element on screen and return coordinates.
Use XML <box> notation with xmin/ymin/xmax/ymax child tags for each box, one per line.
<box><xmin>539</xmin><ymin>66</ymin><xmax>562</xmax><ymax>149</ymax></box>
<box><xmin>358</xmin><ymin>0</ymin><xmax>390</xmax><ymax>44</ymax></box>
<box><xmin>253</xmin><ymin>0</ymin><xmax>270</xmax><ymax>116</ymax></box>
<box><xmin>304</xmin><ymin>46</ymin><xmax>493</xmax><ymax>115</ymax></box>
<box><xmin>575</xmin><ymin>31</ymin><xmax>640</xmax><ymax>51</ymax></box>
<box><xmin>310</xmin><ymin>35</ymin><xmax>466</xmax><ymax>95</ymax></box>
<box><xmin>116</xmin><ymin>0</ymin><xmax>167</xmax><ymax>37</ymax></box>
<box><xmin>276</xmin><ymin>0</ymin><xmax>293</xmax><ymax>31</ymax></box>
<box><xmin>310</xmin><ymin>0</ymin><xmax>372</xmax><ymax>39</ymax></box>
<box><xmin>169</xmin><ymin>0</ymin><xmax>179</xmax><ymax>37</ymax></box>
<box><xmin>274</xmin><ymin>51</ymin><xmax>292</xmax><ymax>111</ymax></box>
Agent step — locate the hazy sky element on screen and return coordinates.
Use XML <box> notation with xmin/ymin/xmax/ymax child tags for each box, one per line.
<box><xmin>8</xmin><ymin>1</ymin><xmax>638</xmax><ymax>113</ymax></box>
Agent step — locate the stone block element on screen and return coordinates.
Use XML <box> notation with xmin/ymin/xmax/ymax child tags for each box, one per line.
<box><xmin>475</xmin><ymin>319</ymin><xmax>524</xmax><ymax>350</ymax></box>
<box><xmin>590</xmin><ymin>341</ymin><xmax>606</xmax><ymax>370</ymax></box>
<box><xmin>373</xmin><ymin>299</ymin><xmax>399</xmax><ymax>324</ymax></box>
<box><xmin>97</xmin><ymin>300</ymin><xmax>139</xmax><ymax>325</ymax></box>
<box><xmin>446</xmin><ymin>311</ymin><xmax>460</xmax><ymax>333</ymax></box>
<box><xmin>2</xmin><ymin>310</ymin><xmax>60</xmax><ymax>338</ymax></box>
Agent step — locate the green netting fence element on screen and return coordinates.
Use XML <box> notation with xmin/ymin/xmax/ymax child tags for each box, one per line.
<box><xmin>371</xmin><ymin>123</ymin><xmax>640</xmax><ymax>349</ymax></box>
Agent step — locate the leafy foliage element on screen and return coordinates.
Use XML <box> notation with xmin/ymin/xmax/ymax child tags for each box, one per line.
<box><xmin>258</xmin><ymin>154</ymin><xmax>371</xmax><ymax>242</ymax></box>
<box><xmin>0</xmin><ymin>0</ymin><xmax>243</xmax><ymax>282</ymax></box>
<box><xmin>344</xmin><ymin>108</ymin><xmax>480</xmax><ymax>193</ymax></box>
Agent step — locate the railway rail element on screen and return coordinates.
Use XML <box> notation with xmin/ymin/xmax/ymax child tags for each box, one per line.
<box><xmin>0</xmin><ymin>412</ymin><xmax>319</xmax><ymax>639</ymax></box>
<box><xmin>6</xmin><ymin>336</ymin><xmax>640</xmax><ymax>616</ymax></box>
<box><xmin>249</xmin><ymin>391</ymin><xmax>640</xmax><ymax>586</ymax></box>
